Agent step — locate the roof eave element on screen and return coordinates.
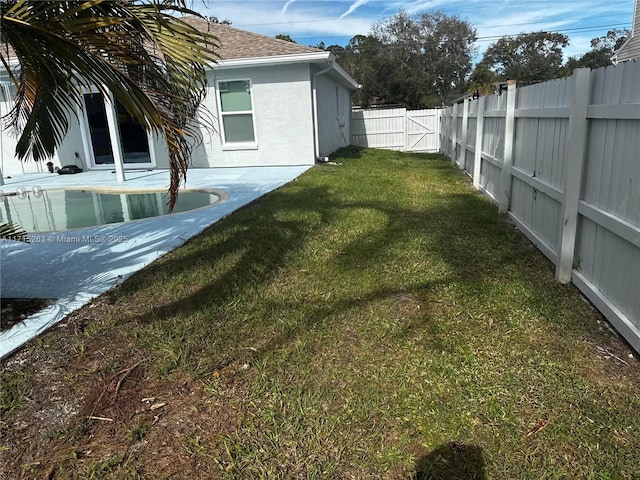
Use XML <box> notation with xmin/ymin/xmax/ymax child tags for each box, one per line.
<box><xmin>212</xmin><ymin>52</ymin><xmax>359</xmax><ymax>91</ymax></box>
<box><xmin>329</xmin><ymin>59</ymin><xmax>359</xmax><ymax>91</ymax></box>
<box><xmin>212</xmin><ymin>51</ymin><xmax>331</xmax><ymax>69</ymax></box>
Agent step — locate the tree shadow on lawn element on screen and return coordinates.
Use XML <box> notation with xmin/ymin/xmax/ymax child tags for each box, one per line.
<box><xmin>3</xmin><ymin>154</ymin><xmax>637</xmax><ymax>480</ymax></box>
<box><xmin>114</xmin><ymin>168</ymin><xmax>600</xmax><ymax>370</ymax></box>
<box><xmin>413</xmin><ymin>442</ymin><xmax>486</xmax><ymax>480</ymax></box>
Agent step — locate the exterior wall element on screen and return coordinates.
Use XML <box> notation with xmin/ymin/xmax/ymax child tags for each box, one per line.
<box><xmin>56</xmin><ymin>109</ymin><xmax>87</xmax><ymax>171</ymax></box>
<box><xmin>315</xmin><ymin>73</ymin><xmax>352</xmax><ymax>157</ymax></box>
<box><xmin>2</xmin><ymin>61</ymin><xmax>334</xmax><ymax>174</ymax></box>
<box><xmin>170</xmin><ymin>62</ymin><xmax>316</xmax><ymax>169</ymax></box>
<box><xmin>615</xmin><ymin>0</ymin><xmax>640</xmax><ymax>62</ymax></box>
<box><xmin>1</xmin><ymin>83</ymin><xmax>85</xmax><ymax>176</ymax></box>
<box><xmin>1</xmin><ymin>83</ymin><xmax>42</xmax><ymax>175</ymax></box>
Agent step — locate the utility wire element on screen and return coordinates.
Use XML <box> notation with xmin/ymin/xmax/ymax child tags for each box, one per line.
<box><xmin>285</xmin><ymin>18</ymin><xmax>631</xmax><ymax>41</ymax></box>
<box><xmin>295</xmin><ymin>21</ymin><xmax>631</xmax><ymax>51</ymax></box>
<box><xmin>200</xmin><ymin>0</ymin><xmax>633</xmax><ymax>49</ymax></box>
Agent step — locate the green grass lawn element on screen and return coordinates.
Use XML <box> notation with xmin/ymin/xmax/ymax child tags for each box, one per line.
<box><xmin>2</xmin><ymin>147</ymin><xmax>639</xmax><ymax>479</ymax></box>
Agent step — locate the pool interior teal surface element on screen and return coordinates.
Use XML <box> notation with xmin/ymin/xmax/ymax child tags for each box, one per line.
<box><xmin>0</xmin><ymin>189</ymin><xmax>221</xmax><ymax>232</ymax></box>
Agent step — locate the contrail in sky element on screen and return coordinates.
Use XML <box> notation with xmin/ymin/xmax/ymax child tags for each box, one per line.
<box><xmin>340</xmin><ymin>0</ymin><xmax>371</xmax><ymax>19</ymax></box>
<box><xmin>281</xmin><ymin>0</ymin><xmax>297</xmax><ymax>14</ymax></box>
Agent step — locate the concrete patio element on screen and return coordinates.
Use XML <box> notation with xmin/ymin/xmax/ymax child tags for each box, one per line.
<box><xmin>0</xmin><ymin>165</ymin><xmax>310</xmax><ymax>358</ymax></box>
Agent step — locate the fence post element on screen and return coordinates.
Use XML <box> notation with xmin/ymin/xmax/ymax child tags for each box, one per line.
<box><xmin>473</xmin><ymin>95</ymin><xmax>486</xmax><ymax>188</ymax></box>
<box><xmin>436</xmin><ymin>109</ymin><xmax>442</xmax><ymax>153</ymax></box>
<box><xmin>459</xmin><ymin>98</ymin><xmax>469</xmax><ymax>170</ymax></box>
<box><xmin>450</xmin><ymin>103</ymin><xmax>458</xmax><ymax>165</ymax></box>
<box><xmin>438</xmin><ymin>109</ymin><xmax>444</xmax><ymax>154</ymax></box>
<box><xmin>556</xmin><ymin>68</ymin><xmax>591</xmax><ymax>283</ymax></box>
<box><xmin>403</xmin><ymin>108</ymin><xmax>409</xmax><ymax>152</ymax></box>
<box><xmin>499</xmin><ymin>80</ymin><xmax>517</xmax><ymax>214</ymax></box>
<box><xmin>444</xmin><ymin>107</ymin><xmax>451</xmax><ymax>156</ymax></box>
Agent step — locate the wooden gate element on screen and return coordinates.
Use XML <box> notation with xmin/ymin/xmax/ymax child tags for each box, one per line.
<box><xmin>350</xmin><ymin>108</ymin><xmax>441</xmax><ymax>152</ymax></box>
<box><xmin>406</xmin><ymin>109</ymin><xmax>440</xmax><ymax>152</ymax></box>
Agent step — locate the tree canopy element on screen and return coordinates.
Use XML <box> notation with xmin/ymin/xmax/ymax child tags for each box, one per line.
<box><xmin>332</xmin><ymin>10</ymin><xmax>476</xmax><ymax>108</ymax></box>
<box><xmin>565</xmin><ymin>29</ymin><xmax>629</xmax><ymax>71</ymax></box>
<box><xmin>0</xmin><ymin>0</ymin><xmax>219</xmax><ymax>209</ymax></box>
<box><xmin>326</xmin><ymin>13</ymin><xmax>630</xmax><ymax>104</ymax></box>
<box><xmin>477</xmin><ymin>32</ymin><xmax>569</xmax><ymax>86</ymax></box>
<box><xmin>275</xmin><ymin>34</ymin><xmax>296</xmax><ymax>43</ymax></box>
<box><xmin>472</xmin><ymin>28</ymin><xmax>630</xmax><ymax>88</ymax></box>
<box><xmin>207</xmin><ymin>16</ymin><xmax>232</xmax><ymax>25</ymax></box>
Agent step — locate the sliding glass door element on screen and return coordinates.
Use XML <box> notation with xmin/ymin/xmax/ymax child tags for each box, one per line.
<box><xmin>83</xmin><ymin>93</ymin><xmax>153</xmax><ymax>169</ymax></box>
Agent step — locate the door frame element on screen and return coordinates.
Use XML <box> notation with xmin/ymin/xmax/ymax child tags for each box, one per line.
<box><xmin>78</xmin><ymin>87</ymin><xmax>156</xmax><ymax>170</ymax></box>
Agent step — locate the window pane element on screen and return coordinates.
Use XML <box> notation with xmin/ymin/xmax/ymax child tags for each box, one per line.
<box><xmin>219</xmin><ymin>80</ymin><xmax>252</xmax><ymax>112</ymax></box>
<box><xmin>116</xmin><ymin>100</ymin><xmax>150</xmax><ymax>162</ymax></box>
<box><xmin>83</xmin><ymin>93</ymin><xmax>114</xmax><ymax>164</ymax></box>
<box><xmin>223</xmin><ymin>114</ymin><xmax>255</xmax><ymax>142</ymax></box>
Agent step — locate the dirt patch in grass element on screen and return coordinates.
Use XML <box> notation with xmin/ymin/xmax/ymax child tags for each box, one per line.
<box><xmin>1</xmin><ymin>298</ymin><xmax>55</xmax><ymax>332</ymax></box>
<box><xmin>1</xmin><ymin>300</ymin><xmax>243</xmax><ymax>479</ymax></box>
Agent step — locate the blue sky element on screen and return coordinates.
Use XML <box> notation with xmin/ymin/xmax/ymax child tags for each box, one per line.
<box><xmin>195</xmin><ymin>0</ymin><xmax>635</xmax><ymax>61</ymax></box>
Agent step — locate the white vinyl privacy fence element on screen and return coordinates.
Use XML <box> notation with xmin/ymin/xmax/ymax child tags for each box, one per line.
<box><xmin>350</xmin><ymin>108</ymin><xmax>441</xmax><ymax>152</ymax></box>
<box><xmin>440</xmin><ymin>63</ymin><xmax>640</xmax><ymax>353</ymax></box>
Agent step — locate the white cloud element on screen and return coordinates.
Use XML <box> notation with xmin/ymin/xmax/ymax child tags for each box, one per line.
<box><xmin>564</xmin><ymin>35</ymin><xmax>595</xmax><ymax>60</ymax></box>
<box><xmin>401</xmin><ymin>0</ymin><xmax>468</xmax><ymax>15</ymax></box>
<box><xmin>199</xmin><ymin>1</ymin><xmax>375</xmax><ymax>42</ymax></box>
<box><xmin>190</xmin><ymin>0</ymin><xmax>635</xmax><ymax>53</ymax></box>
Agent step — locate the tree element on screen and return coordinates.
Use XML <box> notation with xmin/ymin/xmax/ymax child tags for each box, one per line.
<box><xmin>591</xmin><ymin>28</ymin><xmax>630</xmax><ymax>52</ymax></box>
<box><xmin>325</xmin><ymin>44</ymin><xmax>345</xmax><ymax>56</ymax></box>
<box><xmin>207</xmin><ymin>16</ymin><xmax>232</xmax><ymax>25</ymax></box>
<box><xmin>0</xmin><ymin>0</ymin><xmax>218</xmax><ymax>210</ymax></box>
<box><xmin>480</xmin><ymin>32</ymin><xmax>569</xmax><ymax>85</ymax></box>
<box><xmin>329</xmin><ymin>35</ymin><xmax>384</xmax><ymax>107</ymax></box>
<box><xmin>565</xmin><ymin>29</ymin><xmax>629</xmax><ymax>71</ymax></box>
<box><xmin>466</xmin><ymin>63</ymin><xmax>499</xmax><ymax>96</ymax></box>
<box><xmin>343</xmin><ymin>10</ymin><xmax>476</xmax><ymax>108</ymax></box>
<box><xmin>275</xmin><ymin>34</ymin><xmax>296</xmax><ymax>43</ymax></box>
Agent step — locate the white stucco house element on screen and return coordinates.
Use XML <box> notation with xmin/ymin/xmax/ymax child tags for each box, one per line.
<box><xmin>0</xmin><ymin>20</ymin><xmax>359</xmax><ymax>177</ymax></box>
<box><xmin>613</xmin><ymin>0</ymin><xmax>640</xmax><ymax>63</ymax></box>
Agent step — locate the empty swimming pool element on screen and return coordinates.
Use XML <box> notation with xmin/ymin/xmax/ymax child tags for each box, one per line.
<box><xmin>0</xmin><ymin>188</ymin><xmax>227</xmax><ymax>232</ymax></box>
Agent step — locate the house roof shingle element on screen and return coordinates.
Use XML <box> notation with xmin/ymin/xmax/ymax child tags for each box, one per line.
<box><xmin>182</xmin><ymin>18</ymin><xmax>323</xmax><ymax>60</ymax></box>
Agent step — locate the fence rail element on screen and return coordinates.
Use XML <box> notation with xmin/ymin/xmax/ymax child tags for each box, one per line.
<box><xmin>440</xmin><ymin>62</ymin><xmax>640</xmax><ymax>353</ymax></box>
<box><xmin>350</xmin><ymin>108</ymin><xmax>441</xmax><ymax>152</ymax></box>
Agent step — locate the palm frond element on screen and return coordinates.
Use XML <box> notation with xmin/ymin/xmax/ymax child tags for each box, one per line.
<box><xmin>0</xmin><ymin>0</ymin><xmax>220</xmax><ymax>209</ymax></box>
<box><xmin>0</xmin><ymin>222</ymin><xmax>29</xmax><ymax>242</ymax></box>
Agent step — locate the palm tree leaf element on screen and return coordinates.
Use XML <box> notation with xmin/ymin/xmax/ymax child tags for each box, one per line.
<box><xmin>0</xmin><ymin>222</ymin><xmax>30</xmax><ymax>242</ymax></box>
<box><xmin>0</xmin><ymin>0</ymin><xmax>220</xmax><ymax>209</ymax></box>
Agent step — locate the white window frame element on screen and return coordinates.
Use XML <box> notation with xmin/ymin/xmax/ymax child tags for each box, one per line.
<box><xmin>215</xmin><ymin>78</ymin><xmax>258</xmax><ymax>150</ymax></box>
